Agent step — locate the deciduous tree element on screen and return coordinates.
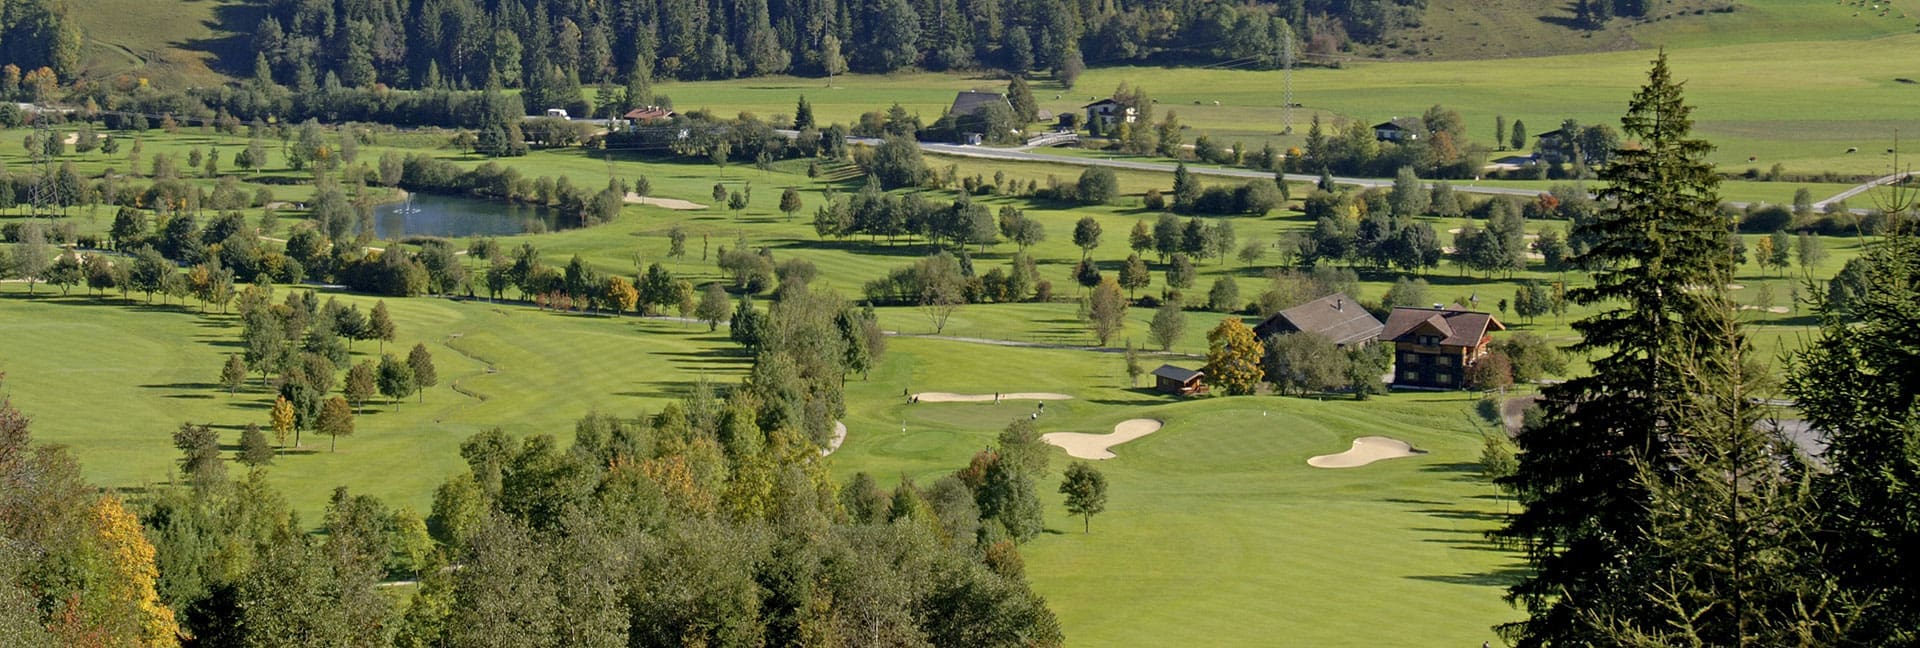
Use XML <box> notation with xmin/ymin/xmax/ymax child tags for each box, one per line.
<box><xmin>367</xmin><ymin>300</ymin><xmax>396</xmax><ymax>352</ymax></box>
<box><xmin>1124</xmin><ymin>339</ymin><xmax>1144</xmax><ymax>387</ymax></box>
<box><xmin>269</xmin><ymin>395</ymin><xmax>295</xmax><ymax>446</ymax></box>
<box><xmin>1202</xmin><ymin>318</ymin><xmax>1264</xmax><ymax>395</ymax></box>
<box><xmin>407</xmin><ymin>343</ymin><xmax>437</xmax><ymax>402</ymax></box>
<box><xmin>605</xmin><ymin>275</ymin><xmax>638</xmax><ymax>315</ymax></box>
<box><xmin>344</xmin><ymin>361</ymin><xmax>376</xmax><ymax>413</ymax></box>
<box><xmin>1071</xmin><ymin>217</ymin><xmax>1102</xmax><ymax>257</ymax></box>
<box><xmin>221</xmin><ymin>354</ymin><xmax>248</xmax><ymax>396</ymax></box>
<box><xmin>1059</xmin><ymin>462</ymin><xmax>1108</xmax><ymax>533</ymax></box>
<box><xmin>239</xmin><ymin>423</ymin><xmax>274</xmax><ymax>466</ymax></box>
<box><xmin>378</xmin><ymin>353</ymin><xmax>415</xmax><ymax>409</ymax></box>
<box><xmin>1148</xmin><ymin>302</ymin><xmax>1185</xmax><ymax>351</ymax></box>
<box><xmin>91</xmin><ymin>494</ymin><xmax>181</xmax><ymax>647</ymax></box>
<box><xmin>696</xmin><ymin>283</ymin><xmax>731</xmax><ymax>331</ymax></box>
<box><xmin>319</xmin><ymin>396</ymin><xmax>354</xmax><ymax>451</ymax></box>
<box><xmin>1085</xmin><ymin>277</ymin><xmax>1127</xmax><ymax>346</ymax></box>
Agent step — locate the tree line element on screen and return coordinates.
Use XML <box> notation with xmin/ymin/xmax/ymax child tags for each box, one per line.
<box><xmin>237</xmin><ymin>0</ymin><xmax>1424</xmax><ymax>98</ymax></box>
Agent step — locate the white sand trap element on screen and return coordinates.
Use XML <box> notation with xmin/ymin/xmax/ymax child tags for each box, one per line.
<box><xmin>1307</xmin><ymin>436</ymin><xmax>1424</xmax><ymax>468</ymax></box>
<box><xmin>913</xmin><ymin>392</ymin><xmax>1073</xmax><ymax>403</ymax></box>
<box><xmin>624</xmin><ymin>193</ymin><xmax>707</xmax><ymax>210</ymax></box>
<box><xmin>1043</xmin><ymin>419</ymin><xmax>1164</xmax><ymax>460</ymax></box>
<box><xmin>1739</xmin><ymin>305</ymin><xmax>1791</xmax><ymax>314</ymax></box>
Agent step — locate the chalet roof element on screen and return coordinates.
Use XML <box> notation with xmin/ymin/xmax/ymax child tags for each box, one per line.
<box><xmin>1372</xmin><ymin>117</ymin><xmax>1424</xmax><ymax>132</ymax></box>
<box><xmin>949</xmin><ymin>91</ymin><xmax>1010</xmax><ymax>118</ymax></box>
<box><xmin>624</xmin><ymin>106</ymin><xmax>676</xmax><ymax>121</ymax></box>
<box><xmin>1255</xmin><ymin>292</ymin><xmax>1383</xmax><ymax>345</ymax></box>
<box><xmin>1152</xmin><ymin>364</ymin><xmax>1203</xmax><ymax>383</ymax></box>
<box><xmin>1535</xmin><ymin>128</ymin><xmax>1569</xmax><ymax>139</ymax></box>
<box><xmin>1381</xmin><ymin>307</ymin><xmax>1505</xmax><ymax>347</ymax></box>
<box><xmin>1082</xmin><ymin>98</ymin><xmax>1122</xmax><ymax>108</ymax></box>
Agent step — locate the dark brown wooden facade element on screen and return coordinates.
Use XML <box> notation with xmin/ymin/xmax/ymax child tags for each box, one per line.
<box><xmin>1151</xmin><ymin>365</ymin><xmax>1208</xmax><ymax>396</ymax></box>
<box><xmin>1380</xmin><ymin>307</ymin><xmax>1505</xmax><ymax>389</ymax></box>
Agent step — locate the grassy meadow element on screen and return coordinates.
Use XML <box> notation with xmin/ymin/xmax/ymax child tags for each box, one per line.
<box><xmin>650</xmin><ymin>28</ymin><xmax>1920</xmax><ymax>177</ymax></box>
<box><xmin>0</xmin><ymin>288</ymin><xmax>746</xmax><ymax>519</ymax></box>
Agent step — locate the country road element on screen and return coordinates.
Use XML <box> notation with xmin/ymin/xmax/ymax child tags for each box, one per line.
<box><xmin>800</xmin><ymin>131</ymin><xmax>1890</xmax><ymax>211</ymax></box>
<box><xmin>916</xmin><ymin>142</ymin><xmax>1551</xmax><ymax>199</ymax></box>
<box><xmin>1812</xmin><ymin>170</ymin><xmax>1912</xmax><ymax>210</ymax></box>
<box><xmin>895</xmin><ymin>138</ymin><xmax>1885</xmax><ymax>213</ymax></box>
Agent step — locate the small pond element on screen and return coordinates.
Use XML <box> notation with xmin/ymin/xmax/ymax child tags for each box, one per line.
<box><xmin>372</xmin><ymin>193</ymin><xmax>564</xmax><ymax>239</ymax></box>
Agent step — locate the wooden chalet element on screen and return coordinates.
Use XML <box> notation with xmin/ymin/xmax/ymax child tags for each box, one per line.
<box><xmin>948</xmin><ymin>90</ymin><xmax>1011</xmax><ymax>119</ymax></box>
<box><xmin>1380</xmin><ymin>307</ymin><xmax>1506</xmax><ymax>389</ymax></box>
<box><xmin>623</xmin><ymin>106</ymin><xmax>676</xmax><ymax>122</ymax></box>
<box><xmin>1252</xmin><ymin>292</ymin><xmax>1384</xmax><ymax>347</ymax></box>
<box><xmin>1372</xmin><ymin>117</ymin><xmax>1424</xmax><ymax>142</ymax></box>
<box><xmin>1083</xmin><ymin>98</ymin><xmax>1137</xmax><ymax>127</ymax></box>
<box><xmin>1152</xmin><ymin>365</ymin><xmax>1207</xmax><ymax>396</ymax></box>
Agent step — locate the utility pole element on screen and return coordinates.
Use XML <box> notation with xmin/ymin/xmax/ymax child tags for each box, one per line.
<box><xmin>1282</xmin><ymin>30</ymin><xmax>1296</xmax><ymax>135</ymax></box>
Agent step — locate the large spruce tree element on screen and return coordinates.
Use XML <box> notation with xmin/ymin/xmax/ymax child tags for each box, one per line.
<box><xmin>1493</xmin><ymin>52</ymin><xmax>1744</xmax><ymax>645</ymax></box>
<box><xmin>1788</xmin><ymin>224</ymin><xmax>1920</xmax><ymax>643</ymax></box>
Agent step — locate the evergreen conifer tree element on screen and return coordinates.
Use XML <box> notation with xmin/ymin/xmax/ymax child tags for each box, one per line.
<box><xmin>1494</xmin><ymin>51</ymin><xmax>1749</xmax><ymax>645</ymax></box>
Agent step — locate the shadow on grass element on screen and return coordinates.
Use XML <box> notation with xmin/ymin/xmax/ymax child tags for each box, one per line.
<box><xmin>164</xmin><ymin>393</ymin><xmax>217</xmax><ymax>400</ymax></box>
<box><xmin>1383</xmin><ymin>497</ymin><xmax>1452</xmax><ymax>506</ymax></box>
<box><xmin>778</xmin><ymin>238</ymin><xmax>942</xmax><ymax>258</ymax></box>
<box><xmin>1409</xmin><ymin>526</ymin><xmax>1488</xmax><ymax>536</ymax></box>
<box><xmin>1420</xmin><ymin>539</ymin><xmax>1515</xmax><ymax>554</ymax></box>
<box><xmin>1420</xmin><ymin>462</ymin><xmax>1484</xmax><ymax>474</ymax></box>
<box><xmin>145</xmin><ymin>382</ymin><xmax>220</xmax><ymax>390</ymax></box>
<box><xmin>614</xmin><ymin>380</ymin><xmax>706</xmax><ymax>400</ymax></box>
<box><xmin>1410</xmin><ymin>508</ymin><xmax>1506</xmax><ymax>523</ymax></box>
<box><xmin>1405</xmin><ymin>565</ymin><xmax>1528</xmax><ymax>588</ymax></box>
<box><xmin>1088</xmin><ymin>397</ymin><xmax>1172</xmax><ymax>406</ymax></box>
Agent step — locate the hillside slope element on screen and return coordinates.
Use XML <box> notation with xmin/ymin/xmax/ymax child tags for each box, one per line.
<box><xmin>1378</xmin><ymin>0</ymin><xmax>1917</xmax><ymax>60</ymax></box>
<box><xmin>68</xmin><ymin>0</ymin><xmax>257</xmax><ymax>88</ymax></box>
<box><xmin>62</xmin><ymin>0</ymin><xmax>1917</xmax><ymax>86</ymax></box>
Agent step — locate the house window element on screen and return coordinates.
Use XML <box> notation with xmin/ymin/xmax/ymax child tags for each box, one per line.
<box><xmin>1438</xmin><ymin>356</ymin><xmax>1453</xmax><ymax>368</ymax></box>
<box><xmin>1437</xmin><ymin>373</ymin><xmax>1452</xmax><ymax>385</ymax></box>
<box><xmin>1401</xmin><ymin>370</ymin><xmax>1417</xmax><ymax>381</ymax></box>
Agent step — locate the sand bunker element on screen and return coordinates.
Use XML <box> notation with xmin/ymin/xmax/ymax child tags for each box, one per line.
<box><xmin>1042</xmin><ymin>419</ymin><xmax>1163</xmax><ymax>460</ymax></box>
<box><xmin>820</xmin><ymin>421</ymin><xmax>848</xmax><ymax>457</ymax></box>
<box><xmin>913</xmin><ymin>392</ymin><xmax>1073</xmax><ymax>403</ymax></box>
<box><xmin>624</xmin><ymin>193</ymin><xmax>707</xmax><ymax>210</ymax></box>
<box><xmin>1307</xmin><ymin>436</ymin><xmax>1424</xmax><ymax>468</ymax></box>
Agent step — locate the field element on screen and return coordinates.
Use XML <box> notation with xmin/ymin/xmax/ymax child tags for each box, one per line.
<box><xmin>653</xmin><ymin>30</ymin><xmax>1920</xmax><ymax>178</ymax></box>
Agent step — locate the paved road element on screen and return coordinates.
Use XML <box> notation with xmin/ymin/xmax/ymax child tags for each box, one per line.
<box><xmin>916</xmin><ymin>143</ymin><xmax>1550</xmax><ymax>200</ymax></box>
<box><xmin>793</xmin><ymin>129</ymin><xmax>1888</xmax><ymax>209</ymax></box>
<box><xmin>1813</xmin><ymin>171</ymin><xmax>1912</xmax><ymax>210</ymax></box>
<box><xmin>910</xmin><ymin>141</ymin><xmax>1885</xmax><ymax>213</ymax></box>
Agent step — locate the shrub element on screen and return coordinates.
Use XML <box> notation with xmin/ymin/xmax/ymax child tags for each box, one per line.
<box><xmin>1076</xmin><ymin>167</ymin><xmax>1119</xmax><ymax>205</ymax></box>
<box><xmin>1143</xmin><ymin>189</ymin><xmax>1165</xmax><ymax>210</ymax></box>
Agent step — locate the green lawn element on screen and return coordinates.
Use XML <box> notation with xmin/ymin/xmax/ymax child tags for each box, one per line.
<box><xmin>828</xmin><ymin>336</ymin><xmax>1522</xmax><ymax>645</ymax></box>
<box><xmin>0</xmin><ymin>288</ymin><xmax>746</xmax><ymax>519</ymax></box>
